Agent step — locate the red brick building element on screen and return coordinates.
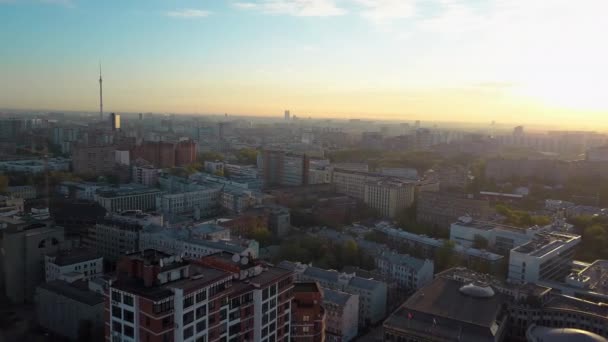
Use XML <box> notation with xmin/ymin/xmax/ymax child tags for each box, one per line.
<box><xmin>105</xmin><ymin>249</ymin><xmax>294</xmax><ymax>342</ymax></box>
<box><xmin>291</xmin><ymin>282</ymin><xmax>326</xmax><ymax>342</ymax></box>
<box><xmin>130</xmin><ymin>139</ymin><xmax>197</xmax><ymax>169</ymax></box>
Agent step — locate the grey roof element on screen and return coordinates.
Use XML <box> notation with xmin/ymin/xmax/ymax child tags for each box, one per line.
<box><xmin>277</xmin><ymin>260</ymin><xmax>298</xmax><ymax>271</ymax></box>
<box><xmin>323</xmin><ymin>288</ymin><xmax>354</xmax><ymax>306</ymax></box>
<box><xmin>303</xmin><ymin>267</ymin><xmax>340</xmax><ymax>283</ymax></box>
<box><xmin>37</xmin><ymin>280</ymin><xmax>104</xmax><ymax>306</ymax></box>
<box><xmin>47</xmin><ymin>248</ymin><xmax>101</xmax><ymax>266</ymax></box>
<box><xmin>348</xmin><ymin>276</ymin><xmax>383</xmax><ymax>291</ymax></box>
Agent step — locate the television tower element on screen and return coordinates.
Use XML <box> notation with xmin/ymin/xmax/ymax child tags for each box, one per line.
<box><xmin>99</xmin><ymin>62</ymin><xmax>103</xmax><ymax>121</ymax></box>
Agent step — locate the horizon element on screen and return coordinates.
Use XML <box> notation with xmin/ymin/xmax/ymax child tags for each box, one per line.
<box><xmin>2</xmin><ymin>0</ymin><xmax>607</xmax><ymax>129</ymax></box>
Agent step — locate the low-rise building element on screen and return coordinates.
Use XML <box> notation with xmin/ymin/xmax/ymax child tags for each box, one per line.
<box><xmin>323</xmin><ymin>288</ymin><xmax>359</xmax><ymax>342</ymax></box>
<box><xmin>95</xmin><ymin>184</ymin><xmax>163</xmax><ymax>213</ymax></box>
<box><xmin>292</xmin><ymin>282</ymin><xmax>326</xmax><ymax>342</ymax></box>
<box><xmin>36</xmin><ymin>280</ymin><xmax>104</xmax><ymax>341</ymax></box>
<box><xmin>131</xmin><ymin>164</ymin><xmax>159</xmax><ymax>186</ymax></box>
<box><xmin>0</xmin><ymin>157</ymin><xmax>70</xmax><ymax>173</ymax></box>
<box><xmin>44</xmin><ymin>248</ymin><xmax>103</xmax><ymax>282</ymax></box>
<box><xmin>508</xmin><ymin>232</ymin><xmax>581</xmax><ymax>284</ymax></box>
<box><xmin>6</xmin><ymin>185</ymin><xmax>37</xmax><ymax>200</ymax></box>
<box><xmin>204</xmin><ymin>160</ymin><xmax>225</xmax><ymax>174</ymax></box>
<box><xmin>279</xmin><ymin>261</ymin><xmax>387</xmax><ymax>328</ymax></box>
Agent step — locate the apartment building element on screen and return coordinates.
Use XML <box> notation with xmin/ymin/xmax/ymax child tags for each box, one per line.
<box><xmin>105</xmin><ymin>250</ymin><xmax>294</xmax><ymax>342</ymax></box>
<box><xmin>45</xmin><ymin>248</ymin><xmax>103</xmax><ymax>282</ymax></box>
<box><xmin>363</xmin><ymin>178</ymin><xmax>416</xmax><ymax>218</ymax></box>
<box><xmin>416</xmin><ymin>191</ymin><xmax>492</xmax><ymax>229</ymax></box>
<box><xmin>322</xmin><ymin>288</ymin><xmax>358</xmax><ymax>342</ymax></box>
<box><xmin>291</xmin><ymin>282</ymin><xmax>326</xmax><ymax>342</ymax></box>
<box><xmin>257</xmin><ymin>150</ymin><xmax>310</xmax><ymax>188</ymax></box>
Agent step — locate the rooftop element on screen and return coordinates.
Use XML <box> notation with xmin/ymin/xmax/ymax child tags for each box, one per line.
<box><xmin>47</xmin><ymin>248</ymin><xmax>100</xmax><ymax>266</ymax></box>
<box><xmin>513</xmin><ymin>232</ymin><xmax>580</xmax><ymax>257</ymax></box>
<box><xmin>322</xmin><ymin>288</ymin><xmax>353</xmax><ymax>307</ymax></box>
<box><xmin>38</xmin><ymin>280</ymin><xmax>104</xmax><ymax>306</ymax></box>
<box><xmin>385</xmin><ymin>276</ymin><xmax>507</xmax><ymax>341</ymax></box>
<box><xmin>294</xmin><ymin>282</ymin><xmax>322</xmax><ymax>293</ymax></box>
<box><xmin>96</xmin><ymin>183</ymin><xmax>163</xmax><ymax>197</ymax></box>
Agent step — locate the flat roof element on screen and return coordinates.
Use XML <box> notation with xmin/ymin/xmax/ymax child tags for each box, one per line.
<box><xmin>47</xmin><ymin>248</ymin><xmax>100</xmax><ymax>266</ymax></box>
<box><xmin>38</xmin><ymin>280</ymin><xmax>104</xmax><ymax>306</ymax></box>
<box><xmin>513</xmin><ymin>232</ymin><xmax>580</xmax><ymax>256</ymax></box>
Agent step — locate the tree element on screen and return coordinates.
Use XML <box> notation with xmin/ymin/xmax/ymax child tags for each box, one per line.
<box><xmin>198</xmin><ymin>151</ymin><xmax>224</xmax><ymax>163</ymax></box>
<box><xmin>236</xmin><ymin>148</ymin><xmax>259</xmax><ymax>165</ymax></box>
<box><xmin>436</xmin><ymin>240</ymin><xmax>457</xmax><ymax>271</ymax></box>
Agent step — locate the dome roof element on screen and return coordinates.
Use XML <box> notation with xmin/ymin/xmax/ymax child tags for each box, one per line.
<box><xmin>459</xmin><ymin>283</ymin><xmax>495</xmax><ymax>298</ymax></box>
<box><xmin>527</xmin><ymin>325</ymin><xmax>608</xmax><ymax>342</ymax></box>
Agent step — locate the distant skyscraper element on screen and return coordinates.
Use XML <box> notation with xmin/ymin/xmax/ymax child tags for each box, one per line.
<box><xmin>110</xmin><ymin>113</ymin><xmax>120</xmax><ymax>131</ymax></box>
<box><xmin>415</xmin><ymin>120</ymin><xmax>420</xmax><ymax>128</ymax></box>
<box><xmin>99</xmin><ymin>63</ymin><xmax>103</xmax><ymax>121</ymax></box>
<box><xmin>285</xmin><ymin>110</ymin><xmax>291</xmax><ymax>120</ymax></box>
<box><xmin>513</xmin><ymin>125</ymin><xmax>524</xmax><ymax>136</ymax></box>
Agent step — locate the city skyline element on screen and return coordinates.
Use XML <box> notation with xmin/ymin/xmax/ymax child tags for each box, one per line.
<box><xmin>1</xmin><ymin>0</ymin><xmax>607</xmax><ymax>128</ymax></box>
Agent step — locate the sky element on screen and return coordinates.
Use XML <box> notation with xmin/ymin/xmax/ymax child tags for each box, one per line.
<box><xmin>1</xmin><ymin>0</ymin><xmax>608</xmax><ymax>128</ymax></box>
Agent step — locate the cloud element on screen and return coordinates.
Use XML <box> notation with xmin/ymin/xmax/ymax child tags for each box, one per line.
<box><xmin>166</xmin><ymin>9</ymin><xmax>211</xmax><ymax>19</ymax></box>
<box><xmin>234</xmin><ymin>0</ymin><xmax>346</xmax><ymax>17</ymax></box>
<box><xmin>354</xmin><ymin>0</ymin><xmax>416</xmax><ymax>24</ymax></box>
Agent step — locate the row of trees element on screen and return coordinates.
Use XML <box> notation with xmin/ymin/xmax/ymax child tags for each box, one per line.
<box><xmin>275</xmin><ymin>235</ymin><xmax>375</xmax><ymax>271</ymax></box>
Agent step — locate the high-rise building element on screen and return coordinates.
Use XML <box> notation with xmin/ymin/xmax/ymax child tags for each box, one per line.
<box><xmin>72</xmin><ymin>143</ymin><xmax>116</xmax><ymax>176</ymax></box>
<box><xmin>105</xmin><ymin>250</ymin><xmax>294</xmax><ymax>342</ymax></box>
<box><xmin>110</xmin><ymin>112</ymin><xmax>121</xmax><ymax>131</ymax></box>
<box><xmin>257</xmin><ymin>150</ymin><xmax>310</xmax><ymax>188</ymax></box>
<box><xmin>285</xmin><ymin>110</ymin><xmax>291</xmax><ymax>120</ymax></box>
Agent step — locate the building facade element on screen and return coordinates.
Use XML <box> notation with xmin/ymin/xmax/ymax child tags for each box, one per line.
<box><xmin>363</xmin><ymin>179</ymin><xmax>416</xmax><ymax>218</ymax></box>
<box><xmin>95</xmin><ymin>184</ymin><xmax>163</xmax><ymax>213</ymax></box>
<box><xmin>45</xmin><ymin>248</ymin><xmax>103</xmax><ymax>282</ymax></box>
<box><xmin>291</xmin><ymin>282</ymin><xmax>326</xmax><ymax>342</ymax></box>
<box><xmin>72</xmin><ymin>143</ymin><xmax>116</xmax><ymax>176</ymax></box>
<box><xmin>105</xmin><ymin>250</ymin><xmax>294</xmax><ymax>342</ymax></box>
<box><xmin>258</xmin><ymin>150</ymin><xmax>310</xmax><ymax>188</ymax></box>
<box><xmin>416</xmin><ymin>191</ymin><xmax>492</xmax><ymax>230</ymax></box>
<box><xmin>322</xmin><ymin>288</ymin><xmax>358</xmax><ymax>342</ymax></box>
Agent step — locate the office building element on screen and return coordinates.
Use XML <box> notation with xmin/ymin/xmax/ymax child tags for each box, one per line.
<box><xmin>508</xmin><ymin>232</ymin><xmax>581</xmax><ymax>284</ymax></box>
<box><xmin>86</xmin><ymin>215</ymin><xmax>148</xmax><ymax>262</ymax></box>
<box><xmin>105</xmin><ymin>250</ymin><xmax>294</xmax><ymax>342</ymax></box>
<box><xmin>285</xmin><ymin>110</ymin><xmax>290</xmax><ymax>120</ymax></box>
<box><xmin>1</xmin><ymin>222</ymin><xmax>65</xmax><ymax>303</ymax></box>
<box><xmin>72</xmin><ymin>143</ymin><xmax>116</xmax><ymax>176</ymax></box>
<box><xmin>95</xmin><ymin>184</ymin><xmax>163</xmax><ymax>213</ymax></box>
<box><xmin>44</xmin><ymin>248</ymin><xmax>103</xmax><ymax>282</ymax></box>
<box><xmin>416</xmin><ymin>191</ymin><xmax>492</xmax><ymax>229</ymax></box>
<box><xmin>363</xmin><ymin>179</ymin><xmax>416</xmax><ymax>218</ymax></box>
<box><xmin>159</xmin><ymin>186</ymin><xmax>222</xmax><ymax>219</ymax></box>
<box><xmin>110</xmin><ymin>112</ymin><xmax>120</xmax><ymax>131</ymax></box>
<box><xmin>323</xmin><ymin>288</ymin><xmax>358</xmax><ymax>342</ymax></box>
<box><xmin>450</xmin><ymin>216</ymin><xmax>543</xmax><ymax>254</ymax></box>
<box><xmin>332</xmin><ymin>169</ymin><xmax>381</xmax><ymax>200</ymax></box>
<box><xmin>36</xmin><ymin>280</ymin><xmax>104</xmax><ymax>341</ymax></box>
<box><xmin>131</xmin><ymin>163</ymin><xmax>159</xmax><ymax>186</ymax></box>
<box><xmin>257</xmin><ymin>150</ymin><xmax>310</xmax><ymax>188</ymax></box>
<box><xmin>291</xmin><ymin>282</ymin><xmax>326</xmax><ymax>342</ymax></box>
<box><xmin>0</xmin><ymin>157</ymin><xmax>71</xmax><ymax>173</ymax></box>
<box><xmin>278</xmin><ymin>261</ymin><xmax>387</xmax><ymax>328</ymax></box>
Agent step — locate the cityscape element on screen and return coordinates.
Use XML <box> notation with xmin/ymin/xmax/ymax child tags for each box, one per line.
<box><xmin>2</xmin><ymin>1</ymin><xmax>608</xmax><ymax>342</ymax></box>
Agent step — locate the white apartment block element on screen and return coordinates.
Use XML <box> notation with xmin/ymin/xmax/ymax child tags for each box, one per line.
<box><xmin>131</xmin><ymin>165</ymin><xmax>159</xmax><ymax>186</ymax></box>
<box><xmin>159</xmin><ymin>187</ymin><xmax>221</xmax><ymax>219</ymax></box>
<box><xmin>374</xmin><ymin>250</ymin><xmax>434</xmax><ymax>290</ymax></box>
<box><xmin>44</xmin><ymin>248</ymin><xmax>103</xmax><ymax>282</ymax></box>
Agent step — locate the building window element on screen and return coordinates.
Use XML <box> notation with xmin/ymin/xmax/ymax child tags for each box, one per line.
<box><xmin>123</xmin><ymin>310</ymin><xmax>134</xmax><ymax>323</ymax></box>
<box><xmin>183</xmin><ymin>311</ymin><xmax>194</xmax><ymax>325</ymax></box>
<box><xmin>196</xmin><ymin>290</ymin><xmax>207</xmax><ymax>302</ymax></box>
<box><xmin>196</xmin><ymin>305</ymin><xmax>207</xmax><ymax>319</ymax></box>
<box><xmin>124</xmin><ymin>325</ymin><xmax>134</xmax><ymax>338</ymax></box>
<box><xmin>124</xmin><ymin>295</ymin><xmax>134</xmax><ymax>306</ymax></box>
<box><xmin>184</xmin><ymin>296</ymin><xmax>194</xmax><ymax>308</ymax></box>
<box><xmin>112</xmin><ymin>291</ymin><xmax>121</xmax><ymax>302</ymax></box>
<box><xmin>112</xmin><ymin>305</ymin><xmax>121</xmax><ymax>318</ymax></box>
<box><xmin>184</xmin><ymin>326</ymin><xmax>194</xmax><ymax>339</ymax></box>
<box><xmin>196</xmin><ymin>319</ymin><xmax>207</xmax><ymax>332</ymax></box>
<box><xmin>112</xmin><ymin>321</ymin><xmax>121</xmax><ymax>333</ymax></box>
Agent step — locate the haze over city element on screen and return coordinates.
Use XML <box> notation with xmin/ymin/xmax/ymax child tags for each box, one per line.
<box><xmin>2</xmin><ymin>0</ymin><xmax>608</xmax><ymax>128</ymax></box>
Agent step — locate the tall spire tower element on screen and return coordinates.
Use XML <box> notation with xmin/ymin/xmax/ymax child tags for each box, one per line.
<box><xmin>99</xmin><ymin>62</ymin><xmax>103</xmax><ymax>121</ymax></box>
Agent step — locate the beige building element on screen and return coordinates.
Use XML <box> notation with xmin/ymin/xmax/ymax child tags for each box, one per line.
<box><xmin>71</xmin><ymin>143</ymin><xmax>115</xmax><ymax>176</ymax></box>
<box><xmin>364</xmin><ymin>179</ymin><xmax>416</xmax><ymax>218</ymax></box>
<box><xmin>332</xmin><ymin>169</ymin><xmax>381</xmax><ymax>200</ymax></box>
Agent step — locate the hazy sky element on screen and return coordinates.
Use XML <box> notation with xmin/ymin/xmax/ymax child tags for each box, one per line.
<box><xmin>1</xmin><ymin>0</ymin><xmax>607</xmax><ymax>127</ymax></box>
